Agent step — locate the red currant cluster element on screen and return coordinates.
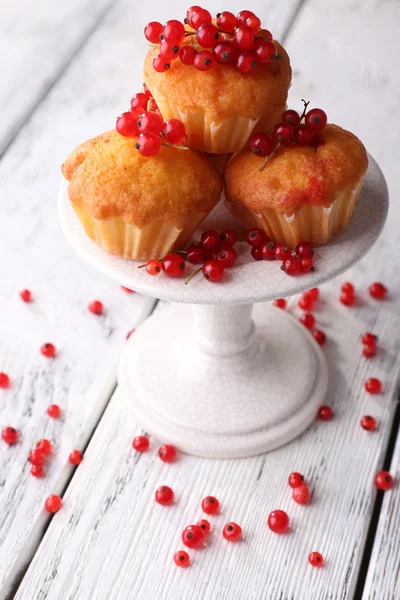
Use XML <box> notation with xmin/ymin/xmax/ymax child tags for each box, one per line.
<box><xmin>132</xmin><ymin>435</ymin><xmax>178</xmax><ymax>463</ymax></box>
<box><xmin>246</xmin><ymin>228</ymin><xmax>315</xmax><ymax>275</ymax></box>
<box><xmin>116</xmin><ymin>87</ymin><xmax>186</xmax><ymax>157</ymax></box>
<box><xmin>339</xmin><ymin>280</ymin><xmax>388</xmax><ymax>307</ymax></box>
<box><xmin>142</xmin><ymin>228</ymin><xmax>238</xmax><ymax>284</ymax></box>
<box><xmin>145</xmin><ymin>8</ymin><xmax>278</xmax><ymax>74</ymax></box>
<box><xmin>362</xmin><ymin>331</ymin><xmax>378</xmax><ymax>359</ymax></box>
<box><xmin>249</xmin><ymin>100</ymin><xmax>328</xmax><ymax>169</ymax></box>
<box><xmin>296</xmin><ymin>288</ymin><xmax>327</xmax><ymax>346</ymax></box>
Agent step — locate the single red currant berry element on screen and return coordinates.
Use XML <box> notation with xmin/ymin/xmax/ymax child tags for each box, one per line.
<box><xmin>20</xmin><ymin>289</ymin><xmax>32</xmax><ymax>302</ymax></box>
<box><xmin>132</xmin><ymin>435</ymin><xmax>150</xmax><ymax>452</ymax></box>
<box><xmin>41</xmin><ymin>343</ymin><xmax>56</xmax><ymax>358</ymax></box>
<box><xmin>47</xmin><ymin>404</ymin><xmax>61</xmax><ymax>419</ymax></box>
<box><xmin>374</xmin><ymin>471</ymin><xmax>393</xmax><ymax>491</ymax></box>
<box><xmin>282</xmin><ymin>256</ymin><xmax>300</xmax><ymax>275</ymax></box>
<box><xmin>158</xmin><ymin>444</ymin><xmax>177</xmax><ymax>463</ymax></box>
<box><xmin>217</xmin><ymin>248</ymin><xmax>237</xmax><ymax>268</ymax></box>
<box><xmin>363</xmin><ymin>344</ymin><xmax>376</xmax><ymax>359</ymax></box>
<box><xmin>2</xmin><ymin>427</ymin><xmax>19</xmax><ymax>445</ymax></box>
<box><xmin>288</xmin><ymin>472</ymin><xmax>304</xmax><ymax>488</ymax></box>
<box><xmin>300</xmin><ymin>313</ymin><xmax>316</xmax><ymax>330</ymax></box>
<box><xmin>31</xmin><ymin>465</ymin><xmax>45</xmax><ymax>478</ymax></box>
<box><xmin>144</xmin><ymin>21</ymin><xmax>163</xmax><ymax>43</ymax></box>
<box><xmin>162</xmin><ymin>119</ymin><xmax>186</xmax><ymax>145</ymax></box>
<box><xmin>313</xmin><ymin>330</ymin><xmax>327</xmax><ymax>346</ymax></box>
<box><xmin>88</xmin><ymin>300</ymin><xmax>103</xmax><ymax>315</ymax></box>
<box><xmin>45</xmin><ymin>495</ymin><xmax>62</xmax><ymax>513</ymax></box>
<box><xmin>305</xmin><ymin>287</ymin><xmax>319</xmax><ymax>300</ymax></box>
<box><xmin>201</xmin><ymin>496</ymin><xmax>220</xmax><ymax>515</ymax></box>
<box><xmin>273</xmin><ymin>123</ymin><xmax>293</xmax><ymax>143</ymax></box>
<box><xmin>360</xmin><ymin>415</ymin><xmax>377</xmax><ymax>431</ymax></box>
<box><xmin>246</xmin><ymin>228</ymin><xmax>267</xmax><ymax>248</ymax></box>
<box><xmin>249</xmin><ymin>132</ymin><xmax>275</xmax><ymax>157</ymax></box>
<box><xmin>292</xmin><ymin>484</ymin><xmax>310</xmax><ymax>505</ymax></box>
<box><xmin>145</xmin><ymin>259</ymin><xmax>162</xmax><ymax>276</ymax></box>
<box><xmin>130</xmin><ymin>93</ymin><xmax>148</xmax><ymax>111</ymax></box>
<box><xmin>341</xmin><ymin>282</ymin><xmax>355</xmax><ymax>294</ymax></box>
<box><xmin>262</xmin><ymin>242</ymin><xmax>276</xmax><ymax>261</ymax></box>
<box><xmin>182</xmin><ymin>525</ymin><xmax>205</xmax><ymax>548</ymax></box>
<box><xmin>246</xmin><ymin>14</ymin><xmax>261</xmax><ymax>31</ymax></box>
<box><xmin>174</xmin><ymin>550</ymin><xmax>190</xmax><ymax>567</ymax></box>
<box><xmin>317</xmin><ymin>405</ymin><xmax>333</xmax><ymax>421</ymax></box>
<box><xmin>216</xmin><ymin>11</ymin><xmax>236</xmax><ymax>32</ymax></box>
<box><xmin>267</xmin><ymin>510</ymin><xmax>290</xmax><ymax>534</ymax></box>
<box><xmin>309</xmin><ymin>552</ymin><xmax>324</xmax><ymax>567</ymax></box>
<box><xmin>116</xmin><ymin>112</ymin><xmax>139</xmax><ymax>137</ymax></box>
<box><xmin>126</xmin><ymin>329</ymin><xmax>135</xmax><ymax>340</ymax></box>
<box><xmin>213</xmin><ymin>41</ymin><xmax>237</xmax><ymax>65</ymax></box>
<box><xmin>259</xmin><ymin>28</ymin><xmax>273</xmax><ymax>40</ymax></box>
<box><xmin>137</xmin><ymin>111</ymin><xmax>164</xmax><ymax>135</ymax></box>
<box><xmin>362</xmin><ymin>333</ymin><xmax>377</xmax><ymax>346</ymax></box>
<box><xmin>153</xmin><ymin>55</ymin><xmax>171</xmax><ymax>73</ymax></box>
<box><xmin>236</xmin><ymin>10</ymin><xmax>257</xmax><ymax>26</ymax></box>
<box><xmin>274</xmin><ymin>244</ymin><xmax>292</xmax><ymax>261</ymax></box>
<box><xmin>220</xmin><ymin>229</ymin><xmax>237</xmax><ymax>247</ymax></box>
<box><xmin>365</xmin><ymin>378</ymin><xmax>382</xmax><ymax>394</ymax></box>
<box><xmin>298</xmin><ymin>294</ymin><xmax>315</xmax><ymax>311</ymax></box>
<box><xmin>200</xmin><ymin>229</ymin><xmax>220</xmax><ymax>252</ymax></box>
<box><xmin>254</xmin><ymin>39</ymin><xmax>276</xmax><ymax>64</ymax></box>
<box><xmin>236</xmin><ymin>51</ymin><xmax>256</xmax><ymax>73</ymax></box>
<box><xmin>233</xmin><ymin>26</ymin><xmax>256</xmax><ymax>52</ymax></box>
<box><xmin>180</xmin><ymin>45</ymin><xmax>196</xmax><ymax>65</ymax></box>
<box><xmin>197</xmin><ymin>519</ymin><xmax>211</xmax><ymax>535</ymax></box>
<box><xmin>163</xmin><ymin>20</ymin><xmax>185</xmax><ymax>45</ymax></box>
<box><xmin>340</xmin><ymin>292</ymin><xmax>356</xmax><ymax>306</ymax></box>
<box><xmin>159</xmin><ymin>40</ymin><xmax>180</xmax><ymax>61</ymax></box>
<box><xmin>0</xmin><ymin>372</ymin><xmax>10</xmax><ymax>388</ymax></box>
<box><xmin>300</xmin><ymin>257</ymin><xmax>314</xmax><ymax>273</ymax></box>
<box><xmin>282</xmin><ymin>109</ymin><xmax>300</xmax><ymax>126</ymax></box>
<box><xmin>251</xmin><ymin>247</ymin><xmax>263</xmax><ymax>261</ymax></box>
<box><xmin>29</xmin><ymin>449</ymin><xmax>46</xmax><ymax>466</ymax></box>
<box><xmin>305</xmin><ymin>108</ymin><xmax>328</xmax><ymax>132</ymax></box>
<box><xmin>186</xmin><ymin>244</ymin><xmax>206</xmax><ymax>264</ymax></box>
<box><xmin>155</xmin><ymin>485</ymin><xmax>174</xmax><ymax>505</ymax></box>
<box><xmin>189</xmin><ymin>8</ymin><xmax>212</xmax><ymax>30</ymax></box>
<box><xmin>369</xmin><ymin>282</ymin><xmax>388</xmax><ymax>300</ymax></box>
<box><xmin>36</xmin><ymin>439</ymin><xmax>52</xmax><ymax>455</ymax></box>
<box><xmin>162</xmin><ymin>254</ymin><xmax>186</xmax><ymax>278</ymax></box>
<box><xmin>293</xmin><ymin>125</ymin><xmax>314</xmax><ymax>145</ymax></box>
<box><xmin>196</xmin><ymin>23</ymin><xmax>219</xmax><ymax>48</ymax></box>
<box><xmin>273</xmin><ymin>298</ymin><xmax>287</xmax><ymax>309</ymax></box>
<box><xmin>186</xmin><ymin>5</ymin><xmax>201</xmax><ymax>24</ymax></box>
<box><xmin>223</xmin><ymin>522</ymin><xmax>242</xmax><ymax>542</ymax></box>
<box><xmin>194</xmin><ymin>49</ymin><xmax>214</xmax><ymax>71</ymax></box>
<box><xmin>69</xmin><ymin>450</ymin><xmax>84</xmax><ymax>465</ymax></box>
<box><xmin>295</xmin><ymin>241</ymin><xmax>314</xmax><ymax>258</ymax></box>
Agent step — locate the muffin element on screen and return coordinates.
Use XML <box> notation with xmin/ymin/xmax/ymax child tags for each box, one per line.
<box><xmin>143</xmin><ymin>41</ymin><xmax>291</xmax><ymax>154</ymax></box>
<box><xmin>224</xmin><ymin>124</ymin><xmax>368</xmax><ymax>247</ymax></box>
<box><xmin>62</xmin><ymin>129</ymin><xmax>222</xmax><ymax>260</ymax></box>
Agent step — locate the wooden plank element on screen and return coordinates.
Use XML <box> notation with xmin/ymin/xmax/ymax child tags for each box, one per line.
<box><xmin>14</xmin><ymin>293</ymin><xmax>400</xmax><ymax>600</ymax></box>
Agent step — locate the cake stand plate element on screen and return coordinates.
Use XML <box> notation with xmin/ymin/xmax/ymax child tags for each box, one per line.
<box><xmin>59</xmin><ymin>155</ymin><xmax>388</xmax><ymax>458</ymax></box>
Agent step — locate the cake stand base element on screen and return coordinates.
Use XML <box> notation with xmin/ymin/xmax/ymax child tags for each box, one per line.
<box><xmin>118</xmin><ymin>303</ymin><xmax>328</xmax><ymax>458</ymax></box>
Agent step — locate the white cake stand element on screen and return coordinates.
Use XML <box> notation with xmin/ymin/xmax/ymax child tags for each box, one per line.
<box><xmin>58</xmin><ymin>155</ymin><xmax>388</xmax><ymax>458</ymax></box>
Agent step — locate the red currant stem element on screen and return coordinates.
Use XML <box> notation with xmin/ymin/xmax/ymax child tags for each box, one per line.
<box><xmin>184</xmin><ymin>267</ymin><xmax>202</xmax><ymax>285</ymax></box>
<box><xmin>260</xmin><ymin>142</ymin><xmax>281</xmax><ymax>171</ymax></box>
<box><xmin>160</xmin><ymin>141</ymin><xmax>190</xmax><ymax>151</ymax></box>
<box><xmin>137</xmin><ymin>263</ymin><xmax>147</xmax><ymax>269</ymax></box>
<box><xmin>299</xmin><ymin>99</ymin><xmax>310</xmax><ymax>123</ymax></box>
<box><xmin>184</xmin><ymin>31</ymin><xmax>196</xmax><ymax>37</ymax></box>
<box><xmin>273</xmin><ymin>54</ymin><xmax>283</xmax><ymax>60</ymax></box>
<box><xmin>174</xmin><ymin>250</ymin><xmax>187</xmax><ymax>256</ymax></box>
<box><xmin>147</xmin><ymin>99</ymin><xmax>154</xmax><ymax>112</ymax></box>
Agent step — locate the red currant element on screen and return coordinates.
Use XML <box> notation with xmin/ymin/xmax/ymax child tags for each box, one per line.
<box><xmin>246</xmin><ymin>228</ymin><xmax>267</xmax><ymax>247</ymax></box>
<box><xmin>273</xmin><ymin>123</ymin><xmax>293</xmax><ymax>143</ymax></box>
<box><xmin>293</xmin><ymin>125</ymin><xmax>314</xmax><ymax>145</ymax></box>
<box><xmin>305</xmin><ymin>287</ymin><xmax>319</xmax><ymax>300</ymax></box>
<box><xmin>223</xmin><ymin>522</ymin><xmax>242</xmax><ymax>542</ymax></box>
<box><xmin>245</xmin><ymin>14</ymin><xmax>261</xmax><ymax>32</ymax></box>
<box><xmin>182</xmin><ymin>525</ymin><xmax>205</xmax><ymax>548</ymax></box>
<box><xmin>45</xmin><ymin>495</ymin><xmax>62</xmax><ymax>513</ymax></box>
<box><xmin>163</xmin><ymin>20</ymin><xmax>185</xmax><ymax>45</ymax></box>
<box><xmin>262</xmin><ymin>242</ymin><xmax>276</xmax><ymax>261</ymax></box>
<box><xmin>216</xmin><ymin>11</ymin><xmax>236</xmax><ymax>32</ymax></box>
<box><xmin>282</xmin><ymin>109</ymin><xmax>300</xmax><ymax>126</ymax></box>
<box><xmin>201</xmin><ymin>495</ymin><xmax>220</xmax><ymax>515</ymax></box>
<box><xmin>88</xmin><ymin>300</ymin><xmax>103</xmax><ymax>315</ymax></box>
<box><xmin>69</xmin><ymin>450</ymin><xmax>83</xmax><ymax>465</ymax></box>
<box><xmin>144</xmin><ymin>21</ymin><xmax>163</xmax><ymax>43</ymax></box>
<box><xmin>360</xmin><ymin>415</ymin><xmax>377</xmax><ymax>431</ymax></box>
<box><xmin>341</xmin><ymin>282</ymin><xmax>355</xmax><ymax>294</ymax></box>
<box><xmin>162</xmin><ymin>119</ymin><xmax>186</xmax><ymax>144</ymax></box>
<box><xmin>249</xmin><ymin>132</ymin><xmax>275</xmax><ymax>157</ymax></box>
<box><xmin>200</xmin><ymin>229</ymin><xmax>220</xmax><ymax>252</ymax></box>
<box><xmin>196</xmin><ymin>23</ymin><xmax>219</xmax><ymax>48</ymax></box>
<box><xmin>282</xmin><ymin>256</ymin><xmax>300</xmax><ymax>275</ymax></box>
<box><xmin>292</xmin><ymin>484</ymin><xmax>310</xmax><ymax>505</ymax></box>
<box><xmin>236</xmin><ymin>51</ymin><xmax>256</xmax><ymax>73</ymax></box>
<box><xmin>362</xmin><ymin>333</ymin><xmax>377</xmax><ymax>346</ymax></box>
<box><xmin>153</xmin><ymin>55</ymin><xmax>171</xmax><ymax>73</ymax></box>
<box><xmin>158</xmin><ymin>444</ymin><xmax>177</xmax><ymax>462</ymax></box>
<box><xmin>220</xmin><ymin>229</ymin><xmax>237</xmax><ymax>247</ymax></box>
<box><xmin>180</xmin><ymin>45</ymin><xmax>196</xmax><ymax>65</ymax></box>
<box><xmin>251</xmin><ymin>247</ymin><xmax>263</xmax><ymax>261</ymax></box>
<box><xmin>259</xmin><ymin>29</ymin><xmax>273</xmax><ymax>40</ymax></box>
<box><xmin>126</xmin><ymin>328</ymin><xmax>135</xmax><ymax>340</ymax></box>
<box><xmin>374</xmin><ymin>471</ymin><xmax>393</xmax><ymax>491</ymax></box>
<box><xmin>20</xmin><ymin>289</ymin><xmax>32</xmax><ymax>302</ymax></box>
<box><xmin>288</xmin><ymin>472</ymin><xmax>304</xmax><ymax>488</ymax></box>
<box><xmin>132</xmin><ymin>435</ymin><xmax>150</xmax><ymax>452</ymax></box>
<box><xmin>298</xmin><ymin>294</ymin><xmax>315</xmax><ymax>311</ymax></box>
<box><xmin>197</xmin><ymin>519</ymin><xmax>211</xmax><ymax>535</ymax></box>
<box><xmin>274</xmin><ymin>244</ymin><xmax>292</xmax><ymax>261</ymax></box>
<box><xmin>130</xmin><ymin>93</ymin><xmax>148</xmax><ymax>111</ymax></box>
<box><xmin>217</xmin><ymin>248</ymin><xmax>237</xmax><ymax>268</ymax></box>
<box><xmin>116</xmin><ymin>112</ymin><xmax>139</xmax><ymax>137</ymax></box>
<box><xmin>313</xmin><ymin>330</ymin><xmax>326</xmax><ymax>345</ymax></box>
<box><xmin>186</xmin><ymin>244</ymin><xmax>206</xmax><ymax>264</ymax></box>
<box><xmin>305</xmin><ymin>109</ymin><xmax>327</xmax><ymax>132</ymax></box>
<box><xmin>121</xmin><ymin>286</ymin><xmax>134</xmax><ymax>293</ymax></box>
<box><xmin>254</xmin><ymin>39</ymin><xmax>276</xmax><ymax>64</ymax></box>
<box><xmin>317</xmin><ymin>405</ymin><xmax>333</xmax><ymax>421</ymax></box>
<box><xmin>369</xmin><ymin>282</ymin><xmax>388</xmax><ymax>300</ymax></box>
<box><xmin>31</xmin><ymin>465</ymin><xmax>44</xmax><ymax>478</ymax></box>
<box><xmin>267</xmin><ymin>510</ymin><xmax>290</xmax><ymax>534</ymax></box>
<box><xmin>273</xmin><ymin>298</ymin><xmax>287</xmax><ymax>309</ymax></box>
<box><xmin>300</xmin><ymin>257</ymin><xmax>314</xmax><ymax>273</ymax></box>
<box><xmin>309</xmin><ymin>552</ymin><xmax>324</xmax><ymax>567</ymax></box>
<box><xmin>146</xmin><ymin>259</ymin><xmax>162</xmax><ymax>276</ymax></box>
<box><xmin>29</xmin><ymin>449</ymin><xmax>46</xmax><ymax>466</ymax></box>
<box><xmin>363</xmin><ymin>344</ymin><xmax>376</xmax><ymax>359</ymax></box>
<box><xmin>213</xmin><ymin>41</ymin><xmax>237</xmax><ymax>65</ymax></box>
<box><xmin>155</xmin><ymin>485</ymin><xmax>174</xmax><ymax>505</ymax></box>
<box><xmin>41</xmin><ymin>343</ymin><xmax>56</xmax><ymax>358</ymax></box>
<box><xmin>159</xmin><ymin>40</ymin><xmax>180</xmax><ymax>61</ymax></box>
<box><xmin>236</xmin><ymin>10</ymin><xmax>256</xmax><ymax>26</ymax></box>
<box><xmin>194</xmin><ymin>49</ymin><xmax>214</xmax><ymax>71</ymax></box>
<box><xmin>340</xmin><ymin>292</ymin><xmax>356</xmax><ymax>306</ymax></box>
<box><xmin>365</xmin><ymin>378</ymin><xmax>382</xmax><ymax>394</ymax></box>
<box><xmin>2</xmin><ymin>427</ymin><xmax>18</xmax><ymax>445</ymax></box>
<box><xmin>137</xmin><ymin>111</ymin><xmax>164</xmax><ymax>135</ymax></box>
<box><xmin>296</xmin><ymin>241</ymin><xmax>314</xmax><ymax>258</ymax></box>
<box><xmin>186</xmin><ymin>6</ymin><xmax>201</xmax><ymax>24</ymax></box>
<box><xmin>174</xmin><ymin>550</ymin><xmax>190</xmax><ymax>567</ymax></box>
<box><xmin>136</xmin><ymin>132</ymin><xmax>161</xmax><ymax>157</ymax></box>
<box><xmin>36</xmin><ymin>439</ymin><xmax>52</xmax><ymax>455</ymax></box>
<box><xmin>300</xmin><ymin>313</ymin><xmax>315</xmax><ymax>330</ymax></box>
<box><xmin>0</xmin><ymin>372</ymin><xmax>10</xmax><ymax>388</ymax></box>
<box><xmin>47</xmin><ymin>404</ymin><xmax>61</xmax><ymax>419</ymax></box>
<box><xmin>189</xmin><ymin>8</ymin><xmax>212</xmax><ymax>30</ymax></box>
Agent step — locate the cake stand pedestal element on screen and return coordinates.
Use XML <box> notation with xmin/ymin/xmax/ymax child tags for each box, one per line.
<box><xmin>59</xmin><ymin>155</ymin><xmax>388</xmax><ymax>458</ymax></box>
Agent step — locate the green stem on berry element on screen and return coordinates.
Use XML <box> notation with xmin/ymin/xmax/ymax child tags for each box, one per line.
<box><xmin>137</xmin><ymin>263</ymin><xmax>147</xmax><ymax>269</ymax></box>
<box><xmin>147</xmin><ymin>99</ymin><xmax>154</xmax><ymax>112</ymax></box>
<box><xmin>160</xmin><ymin>140</ymin><xmax>190</xmax><ymax>151</ymax></box>
<box><xmin>185</xmin><ymin>266</ymin><xmax>202</xmax><ymax>285</ymax></box>
<box><xmin>259</xmin><ymin>142</ymin><xmax>281</xmax><ymax>171</ymax></box>
<box><xmin>299</xmin><ymin>99</ymin><xmax>310</xmax><ymax>123</ymax></box>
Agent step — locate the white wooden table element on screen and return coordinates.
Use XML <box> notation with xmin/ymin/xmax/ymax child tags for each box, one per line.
<box><xmin>0</xmin><ymin>0</ymin><xmax>399</xmax><ymax>598</ymax></box>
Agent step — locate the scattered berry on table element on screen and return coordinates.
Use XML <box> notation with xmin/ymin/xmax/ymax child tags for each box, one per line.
<box><xmin>197</xmin><ymin>519</ymin><xmax>211</xmax><ymax>535</ymax></box>
<box><xmin>267</xmin><ymin>510</ymin><xmax>290</xmax><ymax>534</ymax></box>
<box><xmin>2</xmin><ymin>427</ymin><xmax>19</xmax><ymax>445</ymax></box>
<box><xmin>362</xmin><ymin>344</ymin><xmax>376</xmax><ymax>359</ymax></box>
<box><xmin>145</xmin><ymin>259</ymin><xmax>162</xmax><ymax>276</ymax></box>
<box><xmin>41</xmin><ymin>343</ymin><xmax>56</xmax><ymax>358</ymax></box>
<box><xmin>0</xmin><ymin>372</ymin><xmax>10</xmax><ymax>388</ymax></box>
<box><xmin>292</xmin><ymin>484</ymin><xmax>310</xmax><ymax>505</ymax></box>
<box><xmin>132</xmin><ymin>436</ymin><xmax>150</xmax><ymax>452</ymax></box>
<box><xmin>155</xmin><ymin>485</ymin><xmax>174</xmax><ymax>505</ymax></box>
<box><xmin>174</xmin><ymin>550</ymin><xmax>190</xmax><ymax>567</ymax></box>
<box><xmin>220</xmin><ymin>229</ymin><xmax>237</xmax><ymax>247</ymax></box>
<box><xmin>317</xmin><ymin>405</ymin><xmax>333</xmax><ymax>421</ymax></box>
<box><xmin>31</xmin><ymin>465</ymin><xmax>45</xmax><ymax>478</ymax></box>
<box><xmin>313</xmin><ymin>330</ymin><xmax>326</xmax><ymax>346</ymax></box>
<box><xmin>201</xmin><ymin>496</ymin><xmax>220</xmax><ymax>515</ymax></box>
<box><xmin>36</xmin><ymin>439</ymin><xmax>52</xmax><ymax>455</ymax></box>
<box><xmin>360</xmin><ymin>415</ymin><xmax>377</xmax><ymax>431</ymax></box>
<box><xmin>182</xmin><ymin>525</ymin><xmax>206</xmax><ymax>549</ymax></box>
<box><xmin>340</xmin><ymin>292</ymin><xmax>356</xmax><ymax>307</ymax></box>
<box><xmin>365</xmin><ymin>378</ymin><xmax>382</xmax><ymax>394</ymax></box>
<box><xmin>158</xmin><ymin>444</ymin><xmax>177</xmax><ymax>463</ymax></box>
<box><xmin>29</xmin><ymin>449</ymin><xmax>46</xmax><ymax>466</ymax></box>
<box><xmin>288</xmin><ymin>472</ymin><xmax>304</xmax><ymax>488</ymax></box>
<box><xmin>369</xmin><ymin>282</ymin><xmax>388</xmax><ymax>300</ymax></box>
<box><xmin>300</xmin><ymin>313</ymin><xmax>316</xmax><ymax>330</ymax></box>
<box><xmin>309</xmin><ymin>552</ymin><xmax>324</xmax><ymax>567</ymax></box>
<box><xmin>45</xmin><ymin>495</ymin><xmax>63</xmax><ymax>513</ymax></box>
<box><xmin>341</xmin><ymin>282</ymin><xmax>355</xmax><ymax>295</ymax></box>
<box><xmin>362</xmin><ymin>333</ymin><xmax>377</xmax><ymax>346</ymax></box>
<box><xmin>162</xmin><ymin>254</ymin><xmax>186</xmax><ymax>278</ymax></box>
<box><xmin>88</xmin><ymin>300</ymin><xmax>104</xmax><ymax>316</ymax></box>
<box><xmin>273</xmin><ymin>298</ymin><xmax>287</xmax><ymax>309</ymax></box>
<box><xmin>47</xmin><ymin>404</ymin><xmax>61</xmax><ymax>419</ymax></box>
<box><xmin>298</xmin><ymin>294</ymin><xmax>315</xmax><ymax>311</ymax></box>
<box><xmin>305</xmin><ymin>288</ymin><xmax>319</xmax><ymax>301</ymax></box>
<box><xmin>69</xmin><ymin>450</ymin><xmax>84</xmax><ymax>465</ymax></box>
<box><xmin>19</xmin><ymin>289</ymin><xmax>32</xmax><ymax>302</ymax></box>
<box><xmin>223</xmin><ymin>522</ymin><xmax>242</xmax><ymax>542</ymax></box>
<box><xmin>374</xmin><ymin>471</ymin><xmax>393</xmax><ymax>491</ymax></box>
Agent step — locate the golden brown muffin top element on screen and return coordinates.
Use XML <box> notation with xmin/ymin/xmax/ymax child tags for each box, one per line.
<box><xmin>62</xmin><ymin>130</ymin><xmax>222</xmax><ymax>229</ymax></box>
<box><xmin>143</xmin><ymin>41</ymin><xmax>291</xmax><ymax>123</ymax></box>
<box><xmin>224</xmin><ymin>124</ymin><xmax>368</xmax><ymax>215</ymax></box>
